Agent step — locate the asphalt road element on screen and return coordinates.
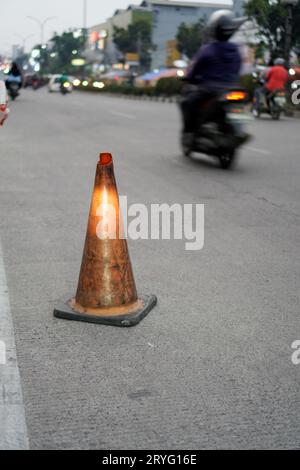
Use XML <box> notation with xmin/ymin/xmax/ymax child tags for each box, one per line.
<box><xmin>0</xmin><ymin>88</ymin><xmax>299</xmax><ymax>450</ymax></box>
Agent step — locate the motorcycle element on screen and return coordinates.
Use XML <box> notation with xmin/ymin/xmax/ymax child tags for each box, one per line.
<box><xmin>60</xmin><ymin>81</ymin><xmax>72</xmax><ymax>95</ymax></box>
<box><xmin>32</xmin><ymin>77</ymin><xmax>41</xmax><ymax>91</ymax></box>
<box><xmin>181</xmin><ymin>88</ymin><xmax>251</xmax><ymax>169</ymax></box>
<box><xmin>252</xmin><ymin>73</ymin><xmax>287</xmax><ymax>120</ymax></box>
<box><xmin>6</xmin><ymin>81</ymin><xmax>20</xmax><ymax>101</ymax></box>
<box><xmin>252</xmin><ymin>88</ymin><xmax>287</xmax><ymax>120</ymax></box>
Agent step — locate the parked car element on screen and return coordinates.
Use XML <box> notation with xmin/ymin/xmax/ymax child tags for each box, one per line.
<box><xmin>48</xmin><ymin>75</ymin><xmax>73</xmax><ymax>93</ymax></box>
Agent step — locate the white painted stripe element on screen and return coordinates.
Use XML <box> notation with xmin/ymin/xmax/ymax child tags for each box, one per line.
<box><xmin>245</xmin><ymin>146</ymin><xmax>272</xmax><ymax>155</ymax></box>
<box><xmin>111</xmin><ymin>110</ymin><xmax>136</xmax><ymax>120</ymax></box>
<box><xmin>0</xmin><ymin>241</ymin><xmax>28</xmax><ymax>450</ymax></box>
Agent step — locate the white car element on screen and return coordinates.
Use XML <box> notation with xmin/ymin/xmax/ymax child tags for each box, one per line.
<box><xmin>0</xmin><ymin>79</ymin><xmax>8</xmax><ymax>126</ymax></box>
<box><xmin>48</xmin><ymin>74</ymin><xmax>73</xmax><ymax>93</ymax></box>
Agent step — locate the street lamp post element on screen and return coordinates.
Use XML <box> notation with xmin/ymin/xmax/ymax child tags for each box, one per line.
<box><xmin>27</xmin><ymin>16</ymin><xmax>57</xmax><ymax>45</ymax></box>
<box><xmin>14</xmin><ymin>34</ymin><xmax>34</xmax><ymax>53</ymax></box>
<box><xmin>83</xmin><ymin>0</ymin><xmax>88</xmax><ymax>30</ymax></box>
<box><xmin>281</xmin><ymin>0</ymin><xmax>298</xmax><ymax>66</ymax></box>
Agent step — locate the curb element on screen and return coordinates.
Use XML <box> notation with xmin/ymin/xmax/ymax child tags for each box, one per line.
<box><xmin>77</xmin><ymin>89</ymin><xmax>180</xmax><ymax>104</ymax></box>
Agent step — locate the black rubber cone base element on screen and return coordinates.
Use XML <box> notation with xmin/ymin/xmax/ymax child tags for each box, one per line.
<box><xmin>54</xmin><ymin>294</ymin><xmax>157</xmax><ymax>327</ymax></box>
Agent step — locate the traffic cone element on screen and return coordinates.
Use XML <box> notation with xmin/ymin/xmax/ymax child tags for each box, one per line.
<box><xmin>54</xmin><ymin>152</ymin><xmax>157</xmax><ymax>327</ymax></box>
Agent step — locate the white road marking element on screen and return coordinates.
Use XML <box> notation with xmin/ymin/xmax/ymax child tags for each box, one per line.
<box><xmin>0</xmin><ymin>241</ymin><xmax>28</xmax><ymax>450</ymax></box>
<box><xmin>111</xmin><ymin>111</ymin><xmax>136</xmax><ymax>120</ymax></box>
<box><xmin>245</xmin><ymin>146</ymin><xmax>272</xmax><ymax>155</ymax></box>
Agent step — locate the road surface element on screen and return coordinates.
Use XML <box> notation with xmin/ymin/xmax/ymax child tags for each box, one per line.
<box><xmin>0</xmin><ymin>88</ymin><xmax>299</xmax><ymax>449</ymax></box>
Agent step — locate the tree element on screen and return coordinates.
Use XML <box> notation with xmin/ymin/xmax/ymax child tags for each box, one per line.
<box><xmin>48</xmin><ymin>31</ymin><xmax>86</xmax><ymax>73</ymax></box>
<box><xmin>245</xmin><ymin>0</ymin><xmax>300</xmax><ymax>60</ymax></box>
<box><xmin>176</xmin><ymin>20</ymin><xmax>205</xmax><ymax>59</ymax></box>
<box><xmin>113</xmin><ymin>20</ymin><xmax>154</xmax><ymax>72</ymax></box>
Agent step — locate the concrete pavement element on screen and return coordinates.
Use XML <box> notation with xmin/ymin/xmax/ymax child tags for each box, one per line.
<box><xmin>0</xmin><ymin>88</ymin><xmax>299</xmax><ymax>449</ymax></box>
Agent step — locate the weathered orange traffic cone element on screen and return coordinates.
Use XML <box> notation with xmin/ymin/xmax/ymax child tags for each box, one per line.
<box><xmin>54</xmin><ymin>153</ymin><xmax>157</xmax><ymax>327</ymax></box>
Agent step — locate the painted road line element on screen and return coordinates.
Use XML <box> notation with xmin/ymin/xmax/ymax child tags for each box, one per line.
<box><xmin>245</xmin><ymin>146</ymin><xmax>272</xmax><ymax>155</ymax></box>
<box><xmin>111</xmin><ymin>111</ymin><xmax>136</xmax><ymax>120</ymax></box>
<box><xmin>0</xmin><ymin>241</ymin><xmax>28</xmax><ymax>450</ymax></box>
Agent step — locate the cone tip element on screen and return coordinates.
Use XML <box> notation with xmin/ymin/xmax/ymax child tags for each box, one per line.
<box><xmin>99</xmin><ymin>153</ymin><xmax>113</xmax><ymax>165</ymax></box>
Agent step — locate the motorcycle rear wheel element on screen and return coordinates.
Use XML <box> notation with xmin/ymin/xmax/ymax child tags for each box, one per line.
<box><xmin>269</xmin><ymin>102</ymin><xmax>281</xmax><ymax>120</ymax></box>
<box><xmin>270</xmin><ymin>109</ymin><xmax>281</xmax><ymax>120</ymax></box>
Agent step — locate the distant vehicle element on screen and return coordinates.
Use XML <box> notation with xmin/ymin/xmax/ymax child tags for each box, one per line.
<box><xmin>6</xmin><ymin>80</ymin><xmax>21</xmax><ymax>101</ymax></box>
<box><xmin>60</xmin><ymin>80</ymin><xmax>72</xmax><ymax>95</ymax></box>
<box><xmin>252</xmin><ymin>71</ymin><xmax>287</xmax><ymax>120</ymax></box>
<box><xmin>24</xmin><ymin>73</ymin><xmax>45</xmax><ymax>90</ymax></box>
<box><xmin>23</xmin><ymin>73</ymin><xmax>34</xmax><ymax>88</ymax></box>
<box><xmin>48</xmin><ymin>75</ymin><xmax>73</xmax><ymax>93</ymax></box>
<box><xmin>252</xmin><ymin>88</ymin><xmax>287</xmax><ymax>120</ymax></box>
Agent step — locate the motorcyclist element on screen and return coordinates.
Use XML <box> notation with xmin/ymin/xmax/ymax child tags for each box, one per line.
<box><xmin>59</xmin><ymin>72</ymin><xmax>69</xmax><ymax>86</ymax></box>
<box><xmin>264</xmin><ymin>58</ymin><xmax>289</xmax><ymax>106</ymax></box>
<box><xmin>5</xmin><ymin>62</ymin><xmax>23</xmax><ymax>90</ymax></box>
<box><xmin>181</xmin><ymin>10</ymin><xmax>245</xmax><ymax>143</ymax></box>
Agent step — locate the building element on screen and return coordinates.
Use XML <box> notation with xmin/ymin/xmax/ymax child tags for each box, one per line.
<box><xmin>88</xmin><ymin>5</ymin><xmax>151</xmax><ymax>68</ymax></box>
<box><xmin>88</xmin><ymin>0</ymin><xmax>250</xmax><ymax>72</ymax></box>
<box><xmin>140</xmin><ymin>0</ymin><xmax>234</xmax><ymax>69</ymax></box>
<box><xmin>233</xmin><ymin>0</ymin><xmax>245</xmax><ymax>16</ymax></box>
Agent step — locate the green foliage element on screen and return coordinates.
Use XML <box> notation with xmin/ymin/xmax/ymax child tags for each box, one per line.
<box><xmin>176</xmin><ymin>20</ymin><xmax>205</xmax><ymax>59</ymax></box>
<box><xmin>239</xmin><ymin>74</ymin><xmax>256</xmax><ymax>99</ymax></box>
<box><xmin>113</xmin><ymin>20</ymin><xmax>154</xmax><ymax>72</ymax></box>
<box><xmin>77</xmin><ymin>77</ymin><xmax>183</xmax><ymax>97</ymax></box>
<box><xmin>245</xmin><ymin>0</ymin><xmax>300</xmax><ymax>59</ymax></box>
<box><xmin>47</xmin><ymin>31</ymin><xmax>86</xmax><ymax>74</ymax></box>
<box><xmin>155</xmin><ymin>77</ymin><xmax>183</xmax><ymax>96</ymax></box>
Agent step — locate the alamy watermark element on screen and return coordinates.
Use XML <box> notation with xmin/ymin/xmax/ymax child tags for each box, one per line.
<box><xmin>291</xmin><ymin>340</ymin><xmax>300</xmax><ymax>365</ymax></box>
<box><xmin>291</xmin><ymin>81</ymin><xmax>300</xmax><ymax>105</ymax></box>
<box><xmin>96</xmin><ymin>196</ymin><xmax>204</xmax><ymax>251</ymax></box>
<box><xmin>0</xmin><ymin>340</ymin><xmax>6</xmax><ymax>365</ymax></box>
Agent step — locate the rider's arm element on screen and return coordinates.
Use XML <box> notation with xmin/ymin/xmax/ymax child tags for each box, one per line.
<box><xmin>266</xmin><ymin>68</ymin><xmax>273</xmax><ymax>83</ymax></box>
<box><xmin>186</xmin><ymin>45</ymin><xmax>209</xmax><ymax>83</ymax></box>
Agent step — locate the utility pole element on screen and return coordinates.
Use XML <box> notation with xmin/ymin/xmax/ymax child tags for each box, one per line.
<box><xmin>83</xmin><ymin>0</ymin><xmax>88</xmax><ymax>30</ymax></box>
<box><xmin>280</xmin><ymin>0</ymin><xmax>298</xmax><ymax>67</ymax></box>
<box><xmin>14</xmin><ymin>34</ymin><xmax>34</xmax><ymax>53</ymax></box>
<box><xmin>137</xmin><ymin>32</ymin><xmax>142</xmax><ymax>75</ymax></box>
<box><xmin>284</xmin><ymin>3</ymin><xmax>293</xmax><ymax>66</ymax></box>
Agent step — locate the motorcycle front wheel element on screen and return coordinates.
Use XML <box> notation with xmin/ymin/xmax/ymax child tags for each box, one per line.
<box><xmin>181</xmin><ymin>133</ymin><xmax>192</xmax><ymax>158</ymax></box>
<box><xmin>252</xmin><ymin>106</ymin><xmax>261</xmax><ymax>118</ymax></box>
<box><xmin>219</xmin><ymin>149</ymin><xmax>236</xmax><ymax>170</ymax></box>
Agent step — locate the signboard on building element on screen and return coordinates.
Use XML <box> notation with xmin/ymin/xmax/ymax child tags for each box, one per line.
<box><xmin>166</xmin><ymin>40</ymin><xmax>180</xmax><ymax>67</ymax></box>
<box><xmin>125</xmin><ymin>53</ymin><xmax>140</xmax><ymax>63</ymax></box>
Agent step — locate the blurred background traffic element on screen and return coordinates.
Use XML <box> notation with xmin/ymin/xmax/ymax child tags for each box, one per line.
<box><xmin>0</xmin><ymin>0</ymin><xmax>299</xmax><ymax>106</ymax></box>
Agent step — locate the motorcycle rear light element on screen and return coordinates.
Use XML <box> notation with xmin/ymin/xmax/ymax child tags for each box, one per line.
<box><xmin>0</xmin><ymin>104</ymin><xmax>7</xmax><ymax>112</ymax></box>
<box><xmin>226</xmin><ymin>91</ymin><xmax>247</xmax><ymax>101</ymax></box>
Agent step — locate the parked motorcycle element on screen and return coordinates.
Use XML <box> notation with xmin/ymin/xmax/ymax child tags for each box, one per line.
<box><xmin>181</xmin><ymin>88</ymin><xmax>251</xmax><ymax>169</ymax></box>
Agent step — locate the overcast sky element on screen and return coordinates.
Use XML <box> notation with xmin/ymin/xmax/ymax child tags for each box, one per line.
<box><xmin>0</xmin><ymin>0</ymin><xmax>141</xmax><ymax>55</ymax></box>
